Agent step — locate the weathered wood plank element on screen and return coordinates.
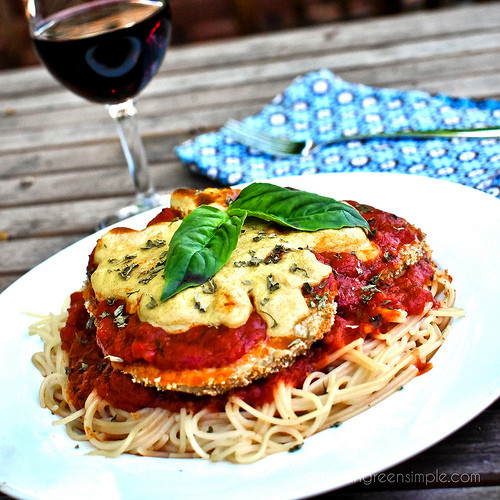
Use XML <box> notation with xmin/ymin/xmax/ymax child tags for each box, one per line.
<box><xmin>159</xmin><ymin>3</ymin><xmax>500</xmax><ymax>72</ymax></box>
<box><xmin>0</xmin><ymin>170</ymin><xmax>210</xmax><ymax>236</ymax></box>
<box><xmin>2</xmin><ymin>27</ymin><xmax>499</xmax><ymax>117</ymax></box>
<box><xmin>0</xmin><ymin>101</ymin><xmax>261</xmax><ymax>153</ymax></box>
<box><xmin>0</xmin><ymin>235</ymin><xmax>84</xmax><ymax>274</ymax></box>
<box><xmin>1</xmin><ymin>42</ymin><xmax>499</xmax><ymax>162</ymax></box>
<box><xmin>0</xmin><ymin>156</ymin><xmax>211</xmax><ymax>209</ymax></box>
<box><xmin>3</xmin><ymin>41</ymin><xmax>500</xmax><ymax>140</ymax></box>
<box><xmin>342</xmin><ymin>50</ymin><xmax>500</xmax><ymax>90</ymax></box>
<box><xmin>401</xmin><ymin>72</ymin><xmax>500</xmax><ymax>99</ymax></box>
<box><xmin>1</xmin><ymin>196</ymin><xmax>132</xmax><ymax>238</ymax></box>
<box><xmin>2</xmin><ymin>55</ymin><xmax>500</xmax><ymax>157</ymax></box>
<box><xmin>0</xmin><ymin>275</ymin><xmax>22</xmax><ymax>293</ymax></box>
<box><xmin>3</xmin><ymin>6</ymin><xmax>500</xmax><ymax>106</ymax></box>
<box><xmin>2</xmin><ymin>46</ymin><xmax>500</xmax><ymax>185</ymax></box>
<box><xmin>1</xmin><ymin>3</ymin><xmax>499</xmax><ymax>99</ymax></box>
<box><xmin>0</xmin><ymin>79</ymin><xmax>283</xmax><ymax>136</ymax></box>
<box><xmin>0</xmin><ymin>132</ymin><xmax>201</xmax><ymax>178</ymax></box>
<box><xmin>0</xmin><ymin>141</ymin><xmax>129</xmax><ymax>178</ymax></box>
<box><xmin>332</xmin><ymin>486</ymin><xmax>500</xmax><ymax>500</ymax></box>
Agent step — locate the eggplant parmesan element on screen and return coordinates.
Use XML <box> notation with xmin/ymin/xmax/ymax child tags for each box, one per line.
<box><xmin>30</xmin><ymin>184</ymin><xmax>461</xmax><ymax>463</ymax></box>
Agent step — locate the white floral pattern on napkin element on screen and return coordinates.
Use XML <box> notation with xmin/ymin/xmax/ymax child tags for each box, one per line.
<box><xmin>176</xmin><ymin>70</ymin><xmax>500</xmax><ymax>197</ymax></box>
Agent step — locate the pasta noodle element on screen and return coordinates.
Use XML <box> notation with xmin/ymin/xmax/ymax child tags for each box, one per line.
<box><xmin>30</xmin><ymin>268</ymin><xmax>462</xmax><ymax>463</ymax></box>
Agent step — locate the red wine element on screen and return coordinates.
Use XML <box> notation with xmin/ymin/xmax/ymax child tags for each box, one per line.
<box><xmin>33</xmin><ymin>0</ymin><xmax>171</xmax><ymax>104</ymax></box>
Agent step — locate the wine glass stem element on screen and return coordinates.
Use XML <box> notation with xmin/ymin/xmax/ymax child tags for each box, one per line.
<box><xmin>107</xmin><ymin>100</ymin><xmax>158</xmax><ymax>208</ymax></box>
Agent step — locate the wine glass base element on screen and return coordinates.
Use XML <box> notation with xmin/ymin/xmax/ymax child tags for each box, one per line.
<box><xmin>97</xmin><ymin>192</ymin><xmax>171</xmax><ymax>230</ymax></box>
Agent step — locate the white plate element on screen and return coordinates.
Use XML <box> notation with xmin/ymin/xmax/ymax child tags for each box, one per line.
<box><xmin>1</xmin><ymin>172</ymin><xmax>499</xmax><ymax>500</ymax></box>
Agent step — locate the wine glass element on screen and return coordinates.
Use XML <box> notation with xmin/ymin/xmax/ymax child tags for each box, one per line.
<box><xmin>24</xmin><ymin>0</ymin><xmax>172</xmax><ymax>227</ymax></box>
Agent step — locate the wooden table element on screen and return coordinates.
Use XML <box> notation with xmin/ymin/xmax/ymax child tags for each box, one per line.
<box><xmin>1</xmin><ymin>3</ymin><xmax>499</xmax><ymax>499</ymax></box>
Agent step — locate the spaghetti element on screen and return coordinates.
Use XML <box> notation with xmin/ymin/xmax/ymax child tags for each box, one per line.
<box><xmin>30</xmin><ymin>193</ymin><xmax>463</xmax><ymax>464</ymax></box>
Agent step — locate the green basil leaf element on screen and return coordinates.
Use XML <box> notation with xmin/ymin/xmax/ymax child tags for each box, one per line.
<box><xmin>160</xmin><ymin>206</ymin><xmax>245</xmax><ymax>301</ymax></box>
<box><xmin>227</xmin><ymin>182</ymin><xmax>369</xmax><ymax>232</ymax></box>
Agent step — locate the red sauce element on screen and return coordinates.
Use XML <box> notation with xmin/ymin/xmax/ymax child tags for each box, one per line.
<box><xmin>62</xmin><ymin>292</ymin><xmax>226</xmax><ymax>413</ymax></box>
<box><xmin>62</xmin><ymin>202</ymin><xmax>437</xmax><ymax>412</ymax></box>
<box><xmin>96</xmin><ymin>304</ymin><xmax>268</xmax><ymax>370</ymax></box>
<box><xmin>93</xmin><ymin>262</ymin><xmax>335</xmax><ymax>372</ymax></box>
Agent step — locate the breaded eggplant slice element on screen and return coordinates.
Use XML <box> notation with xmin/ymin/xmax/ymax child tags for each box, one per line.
<box><xmin>120</xmin><ymin>296</ymin><xmax>337</xmax><ymax>396</ymax></box>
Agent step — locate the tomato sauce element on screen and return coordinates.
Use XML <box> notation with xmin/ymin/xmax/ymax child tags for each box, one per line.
<box><xmin>61</xmin><ymin>292</ymin><xmax>226</xmax><ymax>413</ymax></box>
<box><xmin>62</xmin><ymin>202</ymin><xmax>436</xmax><ymax>412</ymax></box>
<box><xmin>96</xmin><ymin>303</ymin><xmax>268</xmax><ymax>370</ymax></box>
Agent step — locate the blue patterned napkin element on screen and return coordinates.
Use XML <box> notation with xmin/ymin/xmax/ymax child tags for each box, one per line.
<box><xmin>175</xmin><ymin>69</ymin><xmax>500</xmax><ymax>197</ymax></box>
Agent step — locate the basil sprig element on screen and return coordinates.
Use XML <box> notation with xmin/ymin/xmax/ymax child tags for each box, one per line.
<box><xmin>160</xmin><ymin>206</ymin><xmax>245</xmax><ymax>301</ymax></box>
<box><xmin>160</xmin><ymin>183</ymin><xmax>369</xmax><ymax>301</ymax></box>
<box><xmin>227</xmin><ymin>182</ymin><xmax>369</xmax><ymax>231</ymax></box>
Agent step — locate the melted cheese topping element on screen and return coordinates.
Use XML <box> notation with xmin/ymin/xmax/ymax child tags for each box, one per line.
<box><xmin>90</xmin><ymin>218</ymin><xmax>378</xmax><ymax>337</ymax></box>
<box><xmin>170</xmin><ymin>187</ymin><xmax>238</xmax><ymax>215</ymax></box>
